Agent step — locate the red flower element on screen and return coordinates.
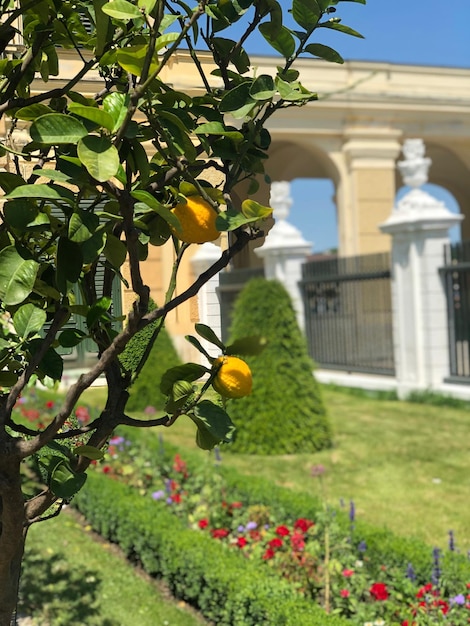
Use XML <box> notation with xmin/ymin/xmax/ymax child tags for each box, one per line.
<box><xmin>369</xmin><ymin>582</ymin><xmax>389</xmax><ymax>601</ymax></box>
<box><xmin>173</xmin><ymin>454</ymin><xmax>188</xmax><ymax>477</ymax></box>
<box><xmin>262</xmin><ymin>548</ymin><xmax>275</xmax><ymax>560</ymax></box>
<box><xmin>249</xmin><ymin>530</ymin><xmax>262</xmax><ymax>542</ymax></box>
<box><xmin>171</xmin><ymin>493</ymin><xmax>182</xmax><ymax>504</ymax></box>
<box><xmin>340</xmin><ymin>589</ymin><xmax>350</xmax><ymax>598</ymax></box>
<box><xmin>198</xmin><ymin>518</ymin><xmax>209</xmax><ymax>529</ymax></box>
<box><xmin>102</xmin><ymin>465</ymin><xmax>112</xmax><ymax>474</ymax></box>
<box><xmin>211</xmin><ymin>528</ymin><xmax>229</xmax><ymax>539</ymax></box>
<box><xmin>275</xmin><ymin>525</ymin><xmax>290</xmax><ymax>537</ymax></box>
<box><xmin>75</xmin><ymin>405</ymin><xmax>90</xmax><ymax>424</ymax></box>
<box><xmin>268</xmin><ymin>538</ymin><xmax>283</xmax><ymax>549</ymax></box>
<box><xmin>342</xmin><ymin>569</ymin><xmax>354</xmax><ymax>578</ymax></box>
<box><xmin>45</xmin><ymin>400</ymin><xmax>54</xmax><ymax>409</ymax></box>
<box><xmin>236</xmin><ymin>537</ymin><xmax>248</xmax><ymax>548</ymax></box>
<box><xmin>230</xmin><ymin>501</ymin><xmax>243</xmax><ymax>509</ymax></box>
<box><xmin>290</xmin><ymin>532</ymin><xmax>305</xmax><ymax>552</ymax></box>
<box><xmin>433</xmin><ymin>599</ymin><xmax>449</xmax><ymax>615</ymax></box>
<box><xmin>416</xmin><ymin>583</ymin><xmax>434</xmax><ymax>598</ymax></box>
<box><xmin>294</xmin><ymin>518</ymin><xmax>314</xmax><ymax>533</ymax></box>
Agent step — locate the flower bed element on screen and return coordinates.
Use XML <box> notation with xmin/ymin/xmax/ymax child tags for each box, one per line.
<box><xmin>88</xmin><ymin>431</ymin><xmax>470</xmax><ymax>626</ymax></box>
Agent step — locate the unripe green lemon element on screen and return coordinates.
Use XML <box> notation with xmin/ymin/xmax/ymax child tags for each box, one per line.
<box><xmin>212</xmin><ymin>356</ymin><xmax>252</xmax><ymax>399</ymax></box>
<box><xmin>170</xmin><ymin>196</ymin><xmax>220</xmax><ymax>244</ymax></box>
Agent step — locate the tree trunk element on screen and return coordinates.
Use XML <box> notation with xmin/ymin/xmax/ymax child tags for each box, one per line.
<box><xmin>0</xmin><ymin>440</ymin><xmax>27</xmax><ymax>626</ymax></box>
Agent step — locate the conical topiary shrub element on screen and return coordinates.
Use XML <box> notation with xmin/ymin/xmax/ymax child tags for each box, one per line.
<box><xmin>225</xmin><ymin>278</ymin><xmax>332</xmax><ymax>455</ymax></box>
<box><xmin>120</xmin><ymin>300</ymin><xmax>182</xmax><ymax>412</ymax></box>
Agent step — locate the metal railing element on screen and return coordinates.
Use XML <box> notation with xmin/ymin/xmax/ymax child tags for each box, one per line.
<box><xmin>300</xmin><ymin>252</ymin><xmax>395</xmax><ymax>375</ymax></box>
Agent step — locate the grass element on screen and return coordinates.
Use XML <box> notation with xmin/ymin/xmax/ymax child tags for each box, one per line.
<box><xmin>98</xmin><ymin>384</ymin><xmax>470</xmax><ymax>553</ymax></box>
<box><xmin>18</xmin><ymin>508</ymin><xmax>207</xmax><ymax>626</ymax></box>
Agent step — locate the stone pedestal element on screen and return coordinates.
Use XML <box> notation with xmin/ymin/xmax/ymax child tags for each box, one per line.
<box><xmin>380</xmin><ymin>139</ymin><xmax>463</xmax><ymax>397</ymax></box>
<box><xmin>255</xmin><ymin>182</ymin><xmax>312</xmax><ymax>331</ymax></box>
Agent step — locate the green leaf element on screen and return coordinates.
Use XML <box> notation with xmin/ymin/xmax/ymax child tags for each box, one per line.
<box><xmin>194</xmin><ymin>122</ymin><xmax>243</xmax><ymax>142</ymax></box>
<box><xmin>58</xmin><ymin>328</ymin><xmax>87</xmax><ymax>348</ymax></box>
<box><xmin>131</xmin><ymin>192</ymin><xmax>180</xmax><ymax>229</ymax></box>
<box><xmin>15</xmin><ymin>103</ymin><xmax>53</xmax><ymax>121</ymax></box>
<box><xmin>0</xmin><ymin>371</ymin><xmax>19</xmax><ymax>387</ymax></box>
<box><xmin>0</xmin><ymin>172</ymin><xmax>26</xmax><ymax>193</ymax></box>
<box><xmin>103</xmin><ymin>233</ymin><xmax>127</xmax><ymax>267</ymax></box>
<box><xmin>322</xmin><ymin>20</ymin><xmax>364</xmax><ymax>38</ymax></box>
<box><xmin>77</xmin><ymin>135</ymin><xmax>120</xmax><ymax>182</ymax></box>
<box><xmin>50</xmin><ymin>461</ymin><xmax>87</xmax><ymax>499</ymax></box>
<box><xmin>94</xmin><ymin>0</ymin><xmax>110</xmax><ymax>56</ymax></box>
<box><xmin>68</xmin><ymin>103</ymin><xmax>115</xmax><ymax>132</ymax></box>
<box><xmin>226</xmin><ymin>335</ymin><xmax>268</xmax><ymax>356</ymax></box>
<box><xmin>5</xmin><ymin>183</ymin><xmax>75</xmax><ymax>204</ymax></box>
<box><xmin>219</xmin><ymin>82</ymin><xmax>255</xmax><ymax>114</ymax></box>
<box><xmin>101</xmin><ymin>0</ymin><xmax>141</xmax><ymax>20</ymax></box>
<box><xmin>86</xmin><ymin>297</ymin><xmax>112</xmax><ymax>329</ymax></box>
<box><xmin>305</xmin><ymin>42</ymin><xmax>344</xmax><ymax>63</ymax></box>
<box><xmin>103</xmin><ymin>92</ymin><xmax>129</xmax><ymax>133</ymax></box>
<box><xmin>81</xmin><ymin>231</ymin><xmax>107</xmax><ymax>265</ymax></box>
<box><xmin>195</xmin><ymin>323</ymin><xmax>225</xmax><ymax>350</ymax></box>
<box><xmin>30</xmin><ymin>114</ymin><xmax>88</xmax><ymax>145</ymax></box>
<box><xmin>160</xmin><ymin>363</ymin><xmax>208</xmax><ymax>395</ymax></box>
<box><xmin>73</xmin><ymin>445</ymin><xmax>104</xmax><ymax>460</ymax></box>
<box><xmin>241</xmin><ymin>199</ymin><xmax>273</xmax><ymax>219</ymax></box>
<box><xmin>259</xmin><ymin>23</ymin><xmax>296</xmax><ymax>58</ymax></box>
<box><xmin>184</xmin><ymin>335</ymin><xmax>212</xmax><ymax>361</ymax></box>
<box><xmin>249</xmin><ymin>74</ymin><xmax>276</xmax><ymax>101</ymax></box>
<box><xmin>38</xmin><ymin>347</ymin><xmax>64</xmax><ymax>381</ymax></box>
<box><xmin>0</xmin><ymin>247</ymin><xmax>39</xmax><ymax>306</ymax></box>
<box><xmin>56</xmin><ymin>238</ymin><xmax>83</xmax><ymax>293</ymax></box>
<box><xmin>68</xmin><ymin>211</ymin><xmax>100</xmax><ymax>243</ymax></box>
<box><xmin>13</xmin><ymin>304</ymin><xmax>46</xmax><ymax>338</ymax></box>
<box><xmin>292</xmin><ymin>0</ymin><xmax>321</xmax><ymax>30</ymax></box>
<box><xmin>3</xmin><ymin>201</ymin><xmax>38</xmax><ymax>230</ymax></box>
<box><xmin>116</xmin><ymin>44</ymin><xmax>158</xmax><ymax>77</ymax></box>
<box><xmin>190</xmin><ymin>400</ymin><xmax>235</xmax><ymax>450</ymax></box>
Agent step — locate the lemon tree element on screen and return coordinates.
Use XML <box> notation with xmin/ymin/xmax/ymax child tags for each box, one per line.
<box><xmin>0</xmin><ymin>0</ymin><xmax>366</xmax><ymax>620</ymax></box>
<box><xmin>213</xmin><ymin>356</ymin><xmax>253</xmax><ymax>398</ymax></box>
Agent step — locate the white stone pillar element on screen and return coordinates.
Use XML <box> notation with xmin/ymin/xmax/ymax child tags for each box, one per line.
<box><xmin>190</xmin><ymin>242</ymin><xmax>222</xmax><ymax>360</ymax></box>
<box><xmin>380</xmin><ymin>139</ymin><xmax>463</xmax><ymax>398</ymax></box>
<box><xmin>255</xmin><ymin>181</ymin><xmax>312</xmax><ymax>331</ymax></box>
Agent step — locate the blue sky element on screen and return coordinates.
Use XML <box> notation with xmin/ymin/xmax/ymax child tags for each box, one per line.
<box><xmin>238</xmin><ymin>1</ymin><xmax>470</xmax><ymax>252</ymax></box>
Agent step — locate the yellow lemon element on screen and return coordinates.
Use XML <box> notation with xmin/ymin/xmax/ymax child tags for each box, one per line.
<box><xmin>170</xmin><ymin>195</ymin><xmax>220</xmax><ymax>244</ymax></box>
<box><xmin>212</xmin><ymin>356</ymin><xmax>252</xmax><ymax>399</ymax></box>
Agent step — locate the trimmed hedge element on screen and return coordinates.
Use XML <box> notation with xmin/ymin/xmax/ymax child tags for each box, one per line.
<box><xmin>74</xmin><ymin>472</ymin><xmax>349</xmax><ymax>626</ymax></box>
<box><xmin>114</xmin><ymin>427</ymin><xmax>470</xmax><ymax>589</ymax></box>
<box><xmin>225</xmin><ymin>278</ymin><xmax>332</xmax><ymax>454</ymax></box>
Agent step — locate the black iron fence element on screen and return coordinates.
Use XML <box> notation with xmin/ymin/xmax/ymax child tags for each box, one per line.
<box><xmin>442</xmin><ymin>240</ymin><xmax>470</xmax><ymax>382</ymax></box>
<box><xmin>300</xmin><ymin>252</ymin><xmax>395</xmax><ymax>375</ymax></box>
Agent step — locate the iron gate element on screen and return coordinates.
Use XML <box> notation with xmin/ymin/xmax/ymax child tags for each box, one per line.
<box><xmin>300</xmin><ymin>252</ymin><xmax>395</xmax><ymax>375</ymax></box>
<box><xmin>442</xmin><ymin>240</ymin><xmax>470</xmax><ymax>382</ymax></box>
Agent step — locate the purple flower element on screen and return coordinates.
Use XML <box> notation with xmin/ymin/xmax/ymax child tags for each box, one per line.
<box><xmin>349</xmin><ymin>500</ymin><xmax>355</xmax><ymax>523</ymax></box>
<box><xmin>214</xmin><ymin>446</ymin><xmax>222</xmax><ymax>463</ymax></box>
<box><xmin>406</xmin><ymin>562</ymin><xmax>416</xmax><ymax>581</ymax></box>
<box><xmin>448</xmin><ymin>529</ymin><xmax>455</xmax><ymax>552</ymax></box>
<box><xmin>151</xmin><ymin>490</ymin><xmax>165</xmax><ymax>500</ymax></box>
<box><xmin>311</xmin><ymin>464</ymin><xmax>325</xmax><ymax>477</ymax></box>
<box><xmin>144</xmin><ymin>405</ymin><xmax>156</xmax><ymax>415</ymax></box>
<box><xmin>164</xmin><ymin>478</ymin><xmax>172</xmax><ymax>493</ymax></box>
<box><xmin>358</xmin><ymin>540</ymin><xmax>367</xmax><ymax>553</ymax></box>
<box><xmin>237</xmin><ymin>525</ymin><xmax>245</xmax><ymax>533</ymax></box>
<box><xmin>166</xmin><ymin>497</ymin><xmax>173</xmax><ymax>505</ymax></box>
<box><xmin>450</xmin><ymin>594</ymin><xmax>465</xmax><ymax>605</ymax></box>
<box><xmin>246</xmin><ymin>521</ymin><xmax>257</xmax><ymax>531</ymax></box>
<box><xmin>110</xmin><ymin>436</ymin><xmax>125</xmax><ymax>446</ymax></box>
<box><xmin>431</xmin><ymin>547</ymin><xmax>441</xmax><ymax>587</ymax></box>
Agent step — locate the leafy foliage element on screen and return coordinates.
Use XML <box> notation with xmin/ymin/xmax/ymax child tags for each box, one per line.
<box><xmin>0</xmin><ymin>0</ymin><xmax>365</xmax><ymax>619</ymax></box>
<box><xmin>226</xmin><ymin>278</ymin><xmax>332</xmax><ymax>454</ymax></box>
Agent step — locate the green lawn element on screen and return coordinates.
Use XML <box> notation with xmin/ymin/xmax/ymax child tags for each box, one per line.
<box><xmin>19</xmin><ymin>509</ymin><xmax>207</xmax><ymax>626</ymax></box>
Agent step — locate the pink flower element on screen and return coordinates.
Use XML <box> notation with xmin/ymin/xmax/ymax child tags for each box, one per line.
<box><xmin>290</xmin><ymin>532</ymin><xmax>305</xmax><ymax>552</ymax></box>
<box><xmin>340</xmin><ymin>589</ymin><xmax>350</xmax><ymax>598</ymax></box>
<box><xmin>342</xmin><ymin>569</ymin><xmax>354</xmax><ymax>578</ymax></box>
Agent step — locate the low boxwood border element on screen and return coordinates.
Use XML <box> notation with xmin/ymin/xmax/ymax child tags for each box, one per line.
<box><xmin>74</xmin><ymin>473</ymin><xmax>349</xmax><ymax>626</ymax></box>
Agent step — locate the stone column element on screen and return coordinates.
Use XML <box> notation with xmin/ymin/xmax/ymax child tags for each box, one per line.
<box><xmin>190</xmin><ymin>242</ymin><xmax>222</xmax><ymax>360</ymax></box>
<box><xmin>380</xmin><ymin>139</ymin><xmax>463</xmax><ymax>398</ymax></box>
<box><xmin>255</xmin><ymin>181</ymin><xmax>312</xmax><ymax>331</ymax></box>
<box><xmin>341</xmin><ymin>127</ymin><xmax>402</xmax><ymax>256</ymax></box>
